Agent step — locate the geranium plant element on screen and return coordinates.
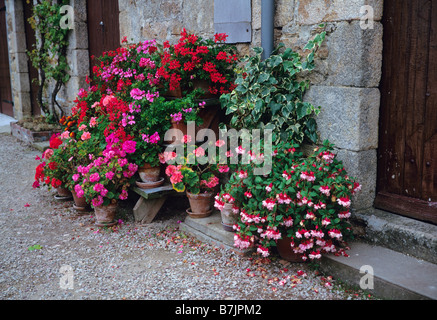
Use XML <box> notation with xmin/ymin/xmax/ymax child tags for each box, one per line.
<box><xmin>73</xmin><ymin>135</ymin><xmax>138</xmax><ymax>208</ymax></box>
<box><xmin>33</xmin><ymin>133</ymin><xmax>68</xmax><ymax>190</ymax></box>
<box><xmin>158</xmin><ymin>28</ymin><xmax>238</xmax><ymax>96</ymax></box>
<box><xmin>231</xmin><ymin>140</ymin><xmax>361</xmax><ymax>262</ymax></box>
<box><xmin>162</xmin><ymin>136</ymin><xmax>231</xmax><ymax>194</ymax></box>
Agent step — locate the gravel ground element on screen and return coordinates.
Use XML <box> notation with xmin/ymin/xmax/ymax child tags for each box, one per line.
<box><xmin>0</xmin><ymin>133</ymin><xmax>376</xmax><ymax>302</ymax></box>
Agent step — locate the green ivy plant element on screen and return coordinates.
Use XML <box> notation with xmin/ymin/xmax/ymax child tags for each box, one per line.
<box><xmin>220</xmin><ymin>29</ymin><xmax>326</xmax><ymax>145</ymax></box>
<box><xmin>27</xmin><ymin>0</ymin><xmax>71</xmax><ymax>123</ymax></box>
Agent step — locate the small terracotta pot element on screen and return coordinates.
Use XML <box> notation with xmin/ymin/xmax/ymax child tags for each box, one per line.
<box><xmin>56</xmin><ymin>186</ymin><xmax>72</xmax><ymax>197</ymax></box>
<box><xmin>220</xmin><ymin>203</ymin><xmax>237</xmax><ymax>232</ymax></box>
<box><xmin>186</xmin><ymin>191</ymin><xmax>213</xmax><ymax>218</ymax></box>
<box><xmin>276</xmin><ymin>236</ymin><xmax>305</xmax><ymax>263</ymax></box>
<box><xmin>94</xmin><ymin>202</ymin><xmax>118</xmax><ymax>227</ymax></box>
<box><xmin>165</xmin><ymin>119</ymin><xmax>188</xmax><ymax>145</ymax></box>
<box><xmin>138</xmin><ymin>163</ymin><xmax>161</xmax><ymax>183</ymax></box>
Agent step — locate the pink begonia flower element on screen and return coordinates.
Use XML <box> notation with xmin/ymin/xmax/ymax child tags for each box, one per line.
<box><xmin>74</xmin><ymin>184</ymin><xmax>84</xmax><ymax>198</ymax></box>
<box><xmin>60</xmin><ymin>131</ymin><xmax>70</xmax><ymax>140</ymax></box>
<box><xmin>182</xmin><ymin>135</ymin><xmax>192</xmax><ymax>144</ymax></box>
<box><xmin>78</xmin><ymin>124</ymin><xmax>87</xmax><ymax>131</ymax></box>
<box><xmin>218</xmin><ymin>165</ymin><xmax>229</xmax><ymax>173</ymax></box>
<box><xmin>72</xmin><ymin>174</ymin><xmax>80</xmax><ymax>182</ymax></box>
<box><xmin>130</xmin><ymin>88</ymin><xmax>146</xmax><ymax>100</ymax></box>
<box><xmin>43</xmin><ymin>148</ymin><xmax>54</xmax><ymax>160</ymax></box>
<box><xmin>102</xmin><ymin>95</ymin><xmax>115</xmax><ymax>107</ymax></box>
<box><xmin>81</xmin><ymin>132</ymin><xmax>91</xmax><ymax>141</ymax></box>
<box><xmin>119</xmin><ymin>189</ymin><xmax>128</xmax><ymax>200</ymax></box>
<box><xmin>89</xmin><ymin>173</ymin><xmax>100</xmax><ymax>182</ymax></box>
<box><xmin>215</xmin><ymin>140</ymin><xmax>225</xmax><ymax>147</ymax></box>
<box><xmin>118</xmin><ymin>158</ymin><xmax>128</xmax><ymax>168</ymax></box>
<box><xmin>105</xmin><ymin>171</ymin><xmax>115</xmax><ymax>180</ymax></box>
<box><xmin>170</xmin><ymin>112</ymin><xmax>183</xmax><ymax>123</ymax></box>
<box><xmin>122</xmin><ymin>140</ymin><xmax>136</xmax><ymax>154</ymax></box>
<box><xmin>194</xmin><ymin>147</ymin><xmax>205</xmax><ymax>157</ymax></box>
<box><xmin>169</xmin><ymin>171</ymin><xmax>184</xmax><ymax>185</ymax></box>
<box><xmin>89</xmin><ymin>117</ymin><xmax>97</xmax><ymax>127</ymax></box>
<box><xmin>92</xmin><ymin>196</ymin><xmax>104</xmax><ymax>207</ymax></box>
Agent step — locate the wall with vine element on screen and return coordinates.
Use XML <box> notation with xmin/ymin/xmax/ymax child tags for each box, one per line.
<box><xmin>26</xmin><ymin>0</ymin><xmax>71</xmax><ymax>123</ymax></box>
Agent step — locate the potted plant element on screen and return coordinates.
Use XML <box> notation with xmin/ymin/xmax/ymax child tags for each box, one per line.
<box><xmin>73</xmin><ymin>136</ymin><xmax>138</xmax><ymax>227</ymax></box>
<box><xmin>158</xmin><ymin>28</ymin><xmax>238</xmax><ymax>97</ymax></box>
<box><xmin>220</xmin><ymin>29</ymin><xmax>326</xmax><ymax>145</ymax></box>
<box><xmin>232</xmin><ymin>140</ymin><xmax>361</xmax><ymax>263</ymax></box>
<box><xmin>162</xmin><ymin>137</ymin><xmax>230</xmax><ymax>218</ymax></box>
<box><xmin>33</xmin><ymin>133</ymin><xmax>72</xmax><ymax>199</ymax></box>
<box><xmin>214</xmin><ymin>181</ymin><xmax>243</xmax><ymax>232</ymax></box>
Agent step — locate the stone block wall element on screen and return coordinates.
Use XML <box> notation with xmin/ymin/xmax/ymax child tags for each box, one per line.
<box><xmin>5</xmin><ymin>0</ymin><xmax>32</xmax><ymax>120</ymax></box>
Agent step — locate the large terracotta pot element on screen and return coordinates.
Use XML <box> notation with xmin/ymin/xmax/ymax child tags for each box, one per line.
<box><xmin>186</xmin><ymin>191</ymin><xmax>213</xmax><ymax>218</ymax></box>
<box><xmin>94</xmin><ymin>202</ymin><xmax>118</xmax><ymax>227</ymax></box>
<box><xmin>138</xmin><ymin>163</ymin><xmax>161</xmax><ymax>183</ymax></box>
<box><xmin>276</xmin><ymin>236</ymin><xmax>305</xmax><ymax>263</ymax></box>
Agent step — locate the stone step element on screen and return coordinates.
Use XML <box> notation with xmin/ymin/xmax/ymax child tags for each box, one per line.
<box><xmin>181</xmin><ymin>211</ymin><xmax>437</xmax><ymax>300</ymax></box>
<box><xmin>180</xmin><ymin>211</ymin><xmax>252</xmax><ymax>255</ymax></box>
<box><xmin>353</xmin><ymin>208</ymin><xmax>437</xmax><ymax>265</ymax></box>
<box><xmin>320</xmin><ymin>241</ymin><xmax>437</xmax><ymax>300</ymax></box>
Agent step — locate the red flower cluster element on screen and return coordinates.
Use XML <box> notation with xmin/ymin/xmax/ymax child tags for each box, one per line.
<box><xmin>160</xmin><ymin>28</ymin><xmax>238</xmax><ymax>95</ymax></box>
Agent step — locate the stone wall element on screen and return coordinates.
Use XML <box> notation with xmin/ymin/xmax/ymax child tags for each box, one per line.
<box><xmin>5</xmin><ymin>0</ymin><xmax>31</xmax><ymax>120</ymax></box>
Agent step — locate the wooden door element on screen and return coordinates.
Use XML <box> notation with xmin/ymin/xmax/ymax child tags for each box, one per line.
<box><xmin>0</xmin><ymin>0</ymin><xmax>13</xmax><ymax>117</ymax></box>
<box><xmin>376</xmin><ymin>0</ymin><xmax>437</xmax><ymax>224</ymax></box>
<box><xmin>86</xmin><ymin>0</ymin><xmax>120</xmax><ymax>74</ymax></box>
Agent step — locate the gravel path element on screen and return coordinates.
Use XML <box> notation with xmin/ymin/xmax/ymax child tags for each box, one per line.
<box><xmin>0</xmin><ymin>133</ymin><xmax>375</xmax><ymax>302</ymax></box>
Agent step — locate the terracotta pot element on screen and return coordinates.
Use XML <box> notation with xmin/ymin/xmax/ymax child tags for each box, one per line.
<box><xmin>186</xmin><ymin>191</ymin><xmax>213</xmax><ymax>218</ymax></box>
<box><xmin>220</xmin><ymin>203</ymin><xmax>237</xmax><ymax>232</ymax></box>
<box><xmin>94</xmin><ymin>202</ymin><xmax>118</xmax><ymax>227</ymax></box>
<box><xmin>55</xmin><ymin>186</ymin><xmax>72</xmax><ymax>200</ymax></box>
<box><xmin>72</xmin><ymin>190</ymin><xmax>91</xmax><ymax>212</ymax></box>
<box><xmin>165</xmin><ymin>119</ymin><xmax>188</xmax><ymax>145</ymax></box>
<box><xmin>192</xmin><ymin>79</ymin><xmax>217</xmax><ymax>99</ymax></box>
<box><xmin>138</xmin><ymin>163</ymin><xmax>161</xmax><ymax>183</ymax></box>
<box><xmin>276</xmin><ymin>236</ymin><xmax>305</xmax><ymax>263</ymax></box>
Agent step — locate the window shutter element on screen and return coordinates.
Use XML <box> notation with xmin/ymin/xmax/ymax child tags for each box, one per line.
<box><xmin>214</xmin><ymin>0</ymin><xmax>251</xmax><ymax>43</ymax></box>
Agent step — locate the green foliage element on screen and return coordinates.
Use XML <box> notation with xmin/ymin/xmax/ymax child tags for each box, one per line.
<box><xmin>220</xmin><ymin>29</ymin><xmax>326</xmax><ymax>145</ymax></box>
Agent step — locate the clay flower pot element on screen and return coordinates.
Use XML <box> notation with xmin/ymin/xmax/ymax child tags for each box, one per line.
<box><xmin>165</xmin><ymin>119</ymin><xmax>187</xmax><ymax>145</ymax></box>
<box><xmin>220</xmin><ymin>203</ymin><xmax>237</xmax><ymax>232</ymax></box>
<box><xmin>276</xmin><ymin>236</ymin><xmax>305</xmax><ymax>263</ymax></box>
<box><xmin>186</xmin><ymin>191</ymin><xmax>213</xmax><ymax>218</ymax></box>
<box><xmin>72</xmin><ymin>190</ymin><xmax>91</xmax><ymax>213</ymax></box>
<box><xmin>94</xmin><ymin>202</ymin><xmax>118</xmax><ymax>227</ymax></box>
<box><xmin>54</xmin><ymin>186</ymin><xmax>72</xmax><ymax>200</ymax></box>
<box><xmin>138</xmin><ymin>163</ymin><xmax>161</xmax><ymax>183</ymax></box>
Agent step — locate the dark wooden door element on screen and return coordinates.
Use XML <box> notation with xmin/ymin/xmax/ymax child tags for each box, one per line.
<box><xmin>23</xmin><ymin>1</ymin><xmax>40</xmax><ymax>116</ymax></box>
<box><xmin>0</xmin><ymin>0</ymin><xmax>13</xmax><ymax>117</ymax></box>
<box><xmin>86</xmin><ymin>0</ymin><xmax>120</xmax><ymax>74</ymax></box>
<box><xmin>376</xmin><ymin>0</ymin><xmax>437</xmax><ymax>224</ymax></box>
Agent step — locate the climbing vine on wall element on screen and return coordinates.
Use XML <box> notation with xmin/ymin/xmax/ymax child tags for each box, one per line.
<box><xmin>27</xmin><ymin>0</ymin><xmax>71</xmax><ymax>123</ymax></box>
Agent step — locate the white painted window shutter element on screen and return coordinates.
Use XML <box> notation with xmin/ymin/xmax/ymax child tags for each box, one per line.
<box><xmin>214</xmin><ymin>0</ymin><xmax>252</xmax><ymax>43</ymax></box>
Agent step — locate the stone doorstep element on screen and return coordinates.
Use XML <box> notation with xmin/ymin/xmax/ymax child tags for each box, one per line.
<box><xmin>320</xmin><ymin>241</ymin><xmax>437</xmax><ymax>300</ymax></box>
<box><xmin>353</xmin><ymin>208</ymin><xmax>437</xmax><ymax>265</ymax></box>
<box><xmin>181</xmin><ymin>211</ymin><xmax>437</xmax><ymax>300</ymax></box>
